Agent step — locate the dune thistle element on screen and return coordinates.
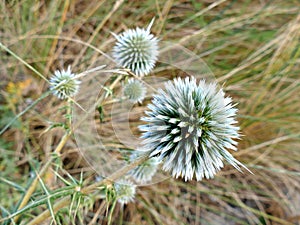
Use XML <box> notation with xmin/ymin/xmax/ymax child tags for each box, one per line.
<box><xmin>129</xmin><ymin>151</ymin><xmax>160</xmax><ymax>183</ymax></box>
<box><xmin>139</xmin><ymin>76</ymin><xmax>249</xmax><ymax>181</ymax></box>
<box><xmin>114</xmin><ymin>179</ymin><xmax>136</xmax><ymax>205</ymax></box>
<box><xmin>112</xmin><ymin>19</ymin><xmax>159</xmax><ymax>76</ymax></box>
<box><xmin>49</xmin><ymin>66</ymin><xmax>80</xmax><ymax>100</ymax></box>
<box><xmin>123</xmin><ymin>78</ymin><xmax>147</xmax><ymax>104</ymax></box>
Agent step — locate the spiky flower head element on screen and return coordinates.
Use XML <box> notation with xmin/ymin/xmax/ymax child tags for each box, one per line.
<box><xmin>112</xmin><ymin>19</ymin><xmax>159</xmax><ymax>76</ymax></box>
<box><xmin>123</xmin><ymin>78</ymin><xmax>147</xmax><ymax>103</ymax></box>
<box><xmin>49</xmin><ymin>66</ymin><xmax>80</xmax><ymax>99</ymax></box>
<box><xmin>114</xmin><ymin>179</ymin><xmax>136</xmax><ymax>205</ymax></box>
<box><xmin>139</xmin><ymin>76</ymin><xmax>248</xmax><ymax>181</ymax></box>
<box><xmin>129</xmin><ymin>151</ymin><xmax>160</xmax><ymax>183</ymax></box>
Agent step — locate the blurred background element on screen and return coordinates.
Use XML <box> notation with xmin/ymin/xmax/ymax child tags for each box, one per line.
<box><xmin>0</xmin><ymin>0</ymin><xmax>299</xmax><ymax>224</ymax></box>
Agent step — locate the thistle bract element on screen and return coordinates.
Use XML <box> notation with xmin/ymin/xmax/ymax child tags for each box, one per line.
<box><xmin>123</xmin><ymin>78</ymin><xmax>147</xmax><ymax>103</ymax></box>
<box><xmin>49</xmin><ymin>66</ymin><xmax>80</xmax><ymax>100</ymax></box>
<box><xmin>114</xmin><ymin>179</ymin><xmax>136</xmax><ymax>205</ymax></box>
<box><xmin>129</xmin><ymin>151</ymin><xmax>160</xmax><ymax>183</ymax></box>
<box><xmin>139</xmin><ymin>76</ymin><xmax>248</xmax><ymax>181</ymax></box>
<box><xmin>112</xmin><ymin>20</ymin><xmax>159</xmax><ymax>76</ymax></box>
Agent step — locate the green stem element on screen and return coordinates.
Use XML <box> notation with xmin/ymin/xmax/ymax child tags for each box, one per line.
<box><xmin>107</xmin><ymin>199</ymin><xmax>117</xmax><ymax>225</ymax></box>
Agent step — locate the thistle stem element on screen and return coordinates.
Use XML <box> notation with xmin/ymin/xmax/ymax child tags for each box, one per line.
<box><xmin>27</xmin><ymin>155</ymin><xmax>149</xmax><ymax>225</ymax></box>
<box><xmin>13</xmin><ymin>74</ymin><xmax>125</xmax><ymax>223</ymax></box>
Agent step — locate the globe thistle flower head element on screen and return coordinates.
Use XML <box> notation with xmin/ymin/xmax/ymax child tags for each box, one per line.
<box><xmin>114</xmin><ymin>179</ymin><xmax>136</xmax><ymax>205</ymax></box>
<box><xmin>129</xmin><ymin>151</ymin><xmax>160</xmax><ymax>183</ymax></box>
<box><xmin>139</xmin><ymin>76</ymin><xmax>248</xmax><ymax>181</ymax></box>
<box><xmin>112</xmin><ymin>19</ymin><xmax>159</xmax><ymax>76</ymax></box>
<box><xmin>49</xmin><ymin>66</ymin><xmax>80</xmax><ymax>100</ymax></box>
<box><xmin>123</xmin><ymin>78</ymin><xmax>147</xmax><ymax>103</ymax></box>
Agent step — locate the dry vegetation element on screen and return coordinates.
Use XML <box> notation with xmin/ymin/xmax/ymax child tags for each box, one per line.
<box><xmin>0</xmin><ymin>0</ymin><xmax>300</xmax><ymax>224</ymax></box>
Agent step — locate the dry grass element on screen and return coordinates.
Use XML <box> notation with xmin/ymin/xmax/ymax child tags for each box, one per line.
<box><xmin>0</xmin><ymin>0</ymin><xmax>300</xmax><ymax>224</ymax></box>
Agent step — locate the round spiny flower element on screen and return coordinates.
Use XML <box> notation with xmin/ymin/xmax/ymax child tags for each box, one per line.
<box><xmin>112</xmin><ymin>20</ymin><xmax>159</xmax><ymax>76</ymax></box>
<box><xmin>139</xmin><ymin>76</ymin><xmax>247</xmax><ymax>181</ymax></box>
<box><xmin>123</xmin><ymin>78</ymin><xmax>147</xmax><ymax>103</ymax></box>
<box><xmin>114</xmin><ymin>179</ymin><xmax>136</xmax><ymax>205</ymax></box>
<box><xmin>129</xmin><ymin>151</ymin><xmax>160</xmax><ymax>183</ymax></box>
<box><xmin>49</xmin><ymin>66</ymin><xmax>80</xmax><ymax>100</ymax></box>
